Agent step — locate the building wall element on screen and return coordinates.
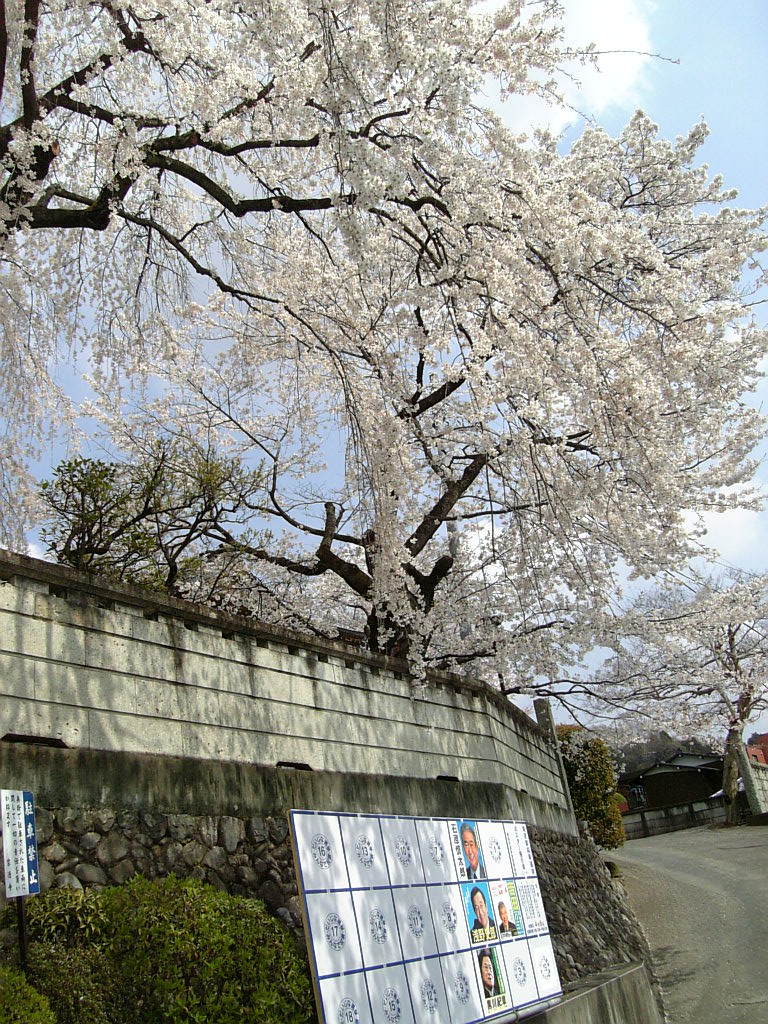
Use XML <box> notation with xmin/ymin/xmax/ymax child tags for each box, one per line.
<box><xmin>635</xmin><ymin>769</ymin><xmax>722</xmax><ymax>811</ymax></box>
<box><xmin>741</xmin><ymin>753</ymin><xmax>768</xmax><ymax>816</ymax></box>
<box><xmin>0</xmin><ymin>551</ymin><xmax>575</xmax><ymax>834</ymax></box>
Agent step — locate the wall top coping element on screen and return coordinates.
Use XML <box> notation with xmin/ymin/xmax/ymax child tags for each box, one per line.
<box><xmin>0</xmin><ymin>548</ymin><xmax>544</xmax><ymax>739</ymax></box>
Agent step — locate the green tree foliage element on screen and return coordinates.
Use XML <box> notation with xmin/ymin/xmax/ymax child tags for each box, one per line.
<box><xmin>24</xmin><ymin>876</ymin><xmax>315</xmax><ymax>1024</ymax></box>
<box><xmin>557</xmin><ymin>725</ymin><xmax>626</xmax><ymax>849</ymax></box>
<box><xmin>40</xmin><ymin>443</ymin><xmax>267</xmax><ymax>609</ymax></box>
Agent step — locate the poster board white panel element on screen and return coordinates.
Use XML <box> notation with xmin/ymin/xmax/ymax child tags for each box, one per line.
<box><xmin>527</xmin><ymin>934</ymin><xmax>562</xmax><ymax>999</ymax></box>
<box><xmin>392</xmin><ymin>886</ymin><xmax>439</xmax><ymax>961</ymax></box>
<box><xmin>292</xmin><ymin>812</ymin><xmax>349</xmax><ymax>891</ymax></box>
<box><xmin>380</xmin><ymin>817</ymin><xmax>424</xmax><ymax>887</ymax></box>
<box><xmin>320</xmin><ymin>972</ymin><xmax>374</xmax><ymax>1024</ymax></box>
<box><xmin>305</xmin><ymin>890</ymin><xmax>364</xmax><ymax>978</ymax></box>
<box><xmin>366</xmin><ymin>964</ymin><xmax>417</xmax><ymax>1024</ymax></box>
<box><xmin>415</xmin><ymin>819</ymin><xmax>457</xmax><ymax>884</ymax></box>
<box><xmin>340</xmin><ymin>815</ymin><xmax>390</xmax><ymax>889</ymax></box>
<box><xmin>476</xmin><ymin>821</ymin><xmax>513</xmax><ymax>880</ymax></box>
<box><xmin>515</xmin><ymin>877</ymin><xmax>548</xmax><ymax>936</ymax></box>
<box><xmin>437</xmin><ymin>951</ymin><xmax>485</xmax><ymax>1024</ymax></box>
<box><xmin>405</xmin><ymin>958</ymin><xmax>451</xmax><ymax>1024</ymax></box>
<box><xmin>504</xmin><ymin>823</ymin><xmax>536</xmax><ymax>878</ymax></box>
<box><xmin>352</xmin><ymin>888</ymin><xmax>403</xmax><ymax>968</ymax></box>
<box><xmin>499</xmin><ymin>939</ymin><xmax>540</xmax><ymax>1010</ymax></box>
<box><xmin>427</xmin><ymin>884</ymin><xmax>472</xmax><ymax>955</ymax></box>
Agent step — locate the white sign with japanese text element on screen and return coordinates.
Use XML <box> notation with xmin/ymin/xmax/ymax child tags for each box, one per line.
<box><xmin>1</xmin><ymin>790</ymin><xmax>40</xmax><ymax>899</ymax></box>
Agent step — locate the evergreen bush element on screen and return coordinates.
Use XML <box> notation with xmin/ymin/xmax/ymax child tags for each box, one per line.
<box><xmin>23</xmin><ymin>875</ymin><xmax>314</xmax><ymax>1024</ymax></box>
<box><xmin>557</xmin><ymin>725</ymin><xmax>626</xmax><ymax>849</ymax></box>
<box><xmin>0</xmin><ymin>964</ymin><xmax>56</xmax><ymax>1024</ymax></box>
<box><xmin>26</xmin><ymin>944</ymin><xmax>113</xmax><ymax>1024</ymax></box>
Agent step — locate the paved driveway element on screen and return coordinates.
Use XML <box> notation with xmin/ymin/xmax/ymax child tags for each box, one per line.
<box><xmin>609</xmin><ymin>825</ymin><xmax>768</xmax><ymax>1024</ymax></box>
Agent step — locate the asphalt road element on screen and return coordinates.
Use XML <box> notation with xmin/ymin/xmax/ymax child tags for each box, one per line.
<box><xmin>609</xmin><ymin>826</ymin><xmax>768</xmax><ymax>1024</ymax></box>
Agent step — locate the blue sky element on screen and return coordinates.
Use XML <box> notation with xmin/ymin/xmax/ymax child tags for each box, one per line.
<box><xmin>504</xmin><ymin>0</ymin><xmax>768</xmax><ymax>578</ymax></box>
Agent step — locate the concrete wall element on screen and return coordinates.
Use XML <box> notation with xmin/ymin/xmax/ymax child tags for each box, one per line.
<box><xmin>0</xmin><ymin>746</ymin><xmax>657</xmax><ymax>1000</ymax></box>
<box><xmin>622</xmin><ymin>798</ymin><xmax>726</xmax><ymax>840</ymax></box>
<box><xmin>526</xmin><ymin>964</ymin><xmax>663</xmax><ymax>1024</ymax></box>
<box><xmin>0</xmin><ymin>551</ymin><xmax>575</xmax><ymax>834</ymax></box>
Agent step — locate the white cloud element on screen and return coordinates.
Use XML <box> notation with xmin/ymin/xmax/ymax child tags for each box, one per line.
<box><xmin>559</xmin><ymin>0</ymin><xmax>655</xmax><ymax>112</ymax></box>
<box><xmin>482</xmin><ymin>0</ymin><xmax>657</xmax><ymax>134</ymax></box>
<box><xmin>26</xmin><ymin>540</ymin><xmax>45</xmax><ymax>559</ymax></box>
<box><xmin>697</xmin><ymin>507</ymin><xmax>768</xmax><ymax>574</ymax></box>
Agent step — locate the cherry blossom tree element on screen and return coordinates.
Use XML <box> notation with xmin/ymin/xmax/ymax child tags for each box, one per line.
<box><xmin>2</xmin><ymin>2</ymin><xmax>767</xmax><ymax>687</ymax></box>
<box><xmin>589</xmin><ymin>574</ymin><xmax>768</xmax><ymax>823</ymax></box>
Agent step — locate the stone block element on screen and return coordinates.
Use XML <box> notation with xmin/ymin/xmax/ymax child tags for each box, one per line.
<box><xmin>1</xmin><ymin>697</ymin><xmax>89</xmax><ymax>748</ymax></box>
<box><xmin>57</xmin><ymin>807</ymin><xmax>94</xmax><ymax>835</ymax></box>
<box><xmin>93</xmin><ymin>810</ymin><xmax>116</xmax><ymax>834</ymax></box>
<box><xmin>34</xmin><ymin>664</ymin><xmax>137</xmax><ymax>716</ymax></box>
<box><xmin>257</xmin><ymin>877</ymin><xmax>283</xmax><ymax>911</ymax></box>
<box><xmin>41</xmin><ymin>839</ymin><xmax>67</xmax><ymax>864</ymax></box>
<box><xmin>267</xmin><ymin>817</ymin><xmax>289</xmax><ymax>844</ymax></box>
<box><xmin>182</xmin><ymin>841</ymin><xmax>206</xmax><ymax>866</ymax></box>
<box><xmin>219</xmin><ymin>816</ymin><xmax>244</xmax><ymax>853</ymax></box>
<box><xmin>246</xmin><ymin>816</ymin><xmax>268</xmax><ymax>842</ymax></box>
<box><xmin>74</xmin><ymin>862</ymin><xmax>107</xmax><ymax>886</ymax></box>
<box><xmin>2</xmin><ymin>615</ymin><xmax>85</xmax><ymax>664</ymax></box>
<box><xmin>97</xmin><ymin>832</ymin><xmax>130</xmax><ymax>866</ymax></box>
<box><xmin>109</xmin><ymin>859</ymin><xmax>135</xmax><ymax>884</ymax></box>
<box><xmin>53</xmin><ymin>871</ymin><xmax>83</xmax><ymax>890</ymax></box>
<box><xmin>202</xmin><ymin>846</ymin><xmax>227</xmax><ymax>870</ymax></box>
<box><xmin>206</xmin><ymin>870</ymin><xmax>228</xmax><ymax>892</ymax></box>
<box><xmin>197</xmin><ymin>816</ymin><xmax>218</xmax><ymax>847</ymax></box>
<box><xmin>138</xmin><ymin>811</ymin><xmax>168</xmax><ymax>841</ymax></box>
<box><xmin>180</xmin><ymin>685</ymin><xmax>222</xmax><ymax>726</ymax></box>
<box><xmin>168</xmin><ymin>814</ymin><xmax>196</xmax><ymax>841</ymax></box>
<box><xmin>163</xmin><ymin>841</ymin><xmax>184</xmax><ymax>869</ymax></box>
<box><xmin>35</xmin><ymin>807</ymin><xmax>54</xmax><ymax>844</ymax></box>
<box><xmin>116</xmin><ymin>810</ymin><xmax>138</xmax><ymax>831</ymax></box>
<box><xmin>38</xmin><ymin>859</ymin><xmax>55</xmax><ymax>892</ymax></box>
<box><xmin>0</xmin><ymin>653</ymin><xmax>28</xmax><ymax>699</ymax></box>
<box><xmin>88</xmin><ymin>709</ymin><xmax>185</xmax><ymax>757</ymax></box>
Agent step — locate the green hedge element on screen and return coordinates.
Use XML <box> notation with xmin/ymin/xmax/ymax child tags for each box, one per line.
<box><xmin>0</xmin><ymin>964</ymin><xmax>56</xmax><ymax>1024</ymax></box>
<box><xmin>23</xmin><ymin>876</ymin><xmax>314</xmax><ymax>1024</ymax></box>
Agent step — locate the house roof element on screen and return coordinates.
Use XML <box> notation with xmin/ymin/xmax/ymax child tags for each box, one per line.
<box><xmin>620</xmin><ymin>750</ymin><xmax>723</xmax><ymax>783</ymax></box>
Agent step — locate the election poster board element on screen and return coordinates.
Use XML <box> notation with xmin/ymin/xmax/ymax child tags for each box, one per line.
<box><xmin>290</xmin><ymin>812</ymin><xmax>562</xmax><ymax>1024</ymax></box>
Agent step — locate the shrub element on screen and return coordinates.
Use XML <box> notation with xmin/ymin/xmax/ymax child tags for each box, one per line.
<box><xmin>26</xmin><ymin>885</ymin><xmax>108</xmax><ymax>946</ymax></box>
<box><xmin>26</xmin><ymin>944</ymin><xmax>113</xmax><ymax>1024</ymax></box>
<box><xmin>557</xmin><ymin>725</ymin><xmax>626</xmax><ymax>849</ymax></box>
<box><xmin>25</xmin><ymin>875</ymin><xmax>315</xmax><ymax>1024</ymax></box>
<box><xmin>103</xmin><ymin>875</ymin><xmax>314</xmax><ymax>1024</ymax></box>
<box><xmin>0</xmin><ymin>964</ymin><xmax>56</xmax><ymax>1024</ymax></box>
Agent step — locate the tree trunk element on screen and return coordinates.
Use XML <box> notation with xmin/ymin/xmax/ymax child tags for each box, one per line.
<box><xmin>365</xmin><ymin>605</ymin><xmax>410</xmax><ymax>659</ymax></box>
<box><xmin>722</xmin><ymin>724</ymin><xmax>743</xmax><ymax>826</ymax></box>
